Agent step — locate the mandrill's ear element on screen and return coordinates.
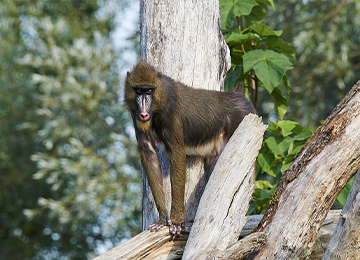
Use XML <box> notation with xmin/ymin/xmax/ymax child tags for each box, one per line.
<box><xmin>127</xmin><ymin>71</ymin><xmax>130</xmax><ymax>76</ymax></box>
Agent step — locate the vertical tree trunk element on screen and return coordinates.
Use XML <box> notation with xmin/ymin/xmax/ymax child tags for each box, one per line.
<box><xmin>139</xmin><ymin>0</ymin><xmax>230</xmax><ymax>230</ymax></box>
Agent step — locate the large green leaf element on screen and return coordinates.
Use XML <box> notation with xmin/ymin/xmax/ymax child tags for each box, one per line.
<box><xmin>250</xmin><ymin>23</ymin><xmax>282</xmax><ymax>36</ymax></box>
<box><xmin>220</xmin><ymin>0</ymin><xmax>258</xmax><ymax>30</ymax></box>
<box><xmin>225</xmin><ymin>29</ymin><xmax>258</xmax><ymax>46</ymax></box>
<box><xmin>278</xmin><ymin>120</ymin><xmax>296</xmax><ymax>136</ymax></box>
<box><xmin>292</xmin><ymin>128</ymin><xmax>313</xmax><ymax>141</ymax></box>
<box><xmin>257</xmin><ymin>151</ymin><xmax>277</xmax><ymax>177</ymax></box>
<box><xmin>256</xmin><ymin>0</ymin><xmax>274</xmax><ymax>9</ymax></box>
<box><xmin>243</xmin><ymin>4</ymin><xmax>267</xmax><ymax>25</ymax></box>
<box><xmin>280</xmin><ymin>145</ymin><xmax>302</xmax><ymax>173</ymax></box>
<box><xmin>265</xmin><ymin>36</ymin><xmax>296</xmax><ymax>61</ymax></box>
<box><xmin>265</xmin><ymin>135</ymin><xmax>293</xmax><ymax>155</ymax></box>
<box><xmin>243</xmin><ymin>49</ymin><xmax>293</xmax><ymax>94</ymax></box>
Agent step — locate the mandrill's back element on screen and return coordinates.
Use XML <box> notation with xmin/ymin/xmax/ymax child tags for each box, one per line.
<box><xmin>171</xmin><ymin>80</ymin><xmax>256</xmax><ymax>148</ymax></box>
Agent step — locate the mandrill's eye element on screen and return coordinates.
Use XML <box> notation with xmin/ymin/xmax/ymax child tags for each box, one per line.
<box><xmin>146</xmin><ymin>89</ymin><xmax>153</xmax><ymax>94</ymax></box>
<box><xmin>135</xmin><ymin>88</ymin><xmax>143</xmax><ymax>94</ymax></box>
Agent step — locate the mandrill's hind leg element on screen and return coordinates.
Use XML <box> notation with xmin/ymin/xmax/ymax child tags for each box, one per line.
<box><xmin>205</xmin><ymin>130</ymin><xmax>229</xmax><ymax>175</ymax></box>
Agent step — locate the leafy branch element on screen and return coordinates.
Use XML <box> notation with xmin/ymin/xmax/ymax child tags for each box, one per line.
<box><xmin>220</xmin><ymin>0</ymin><xmax>313</xmax><ymax>213</ymax></box>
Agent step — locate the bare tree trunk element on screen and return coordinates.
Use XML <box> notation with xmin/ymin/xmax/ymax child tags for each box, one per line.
<box><xmin>182</xmin><ymin>114</ymin><xmax>266</xmax><ymax>259</ymax></box>
<box><xmin>252</xmin><ymin>81</ymin><xmax>360</xmax><ymax>260</ymax></box>
<box><xmin>139</xmin><ymin>0</ymin><xmax>230</xmax><ymax>230</ymax></box>
<box><xmin>322</xmin><ymin>168</ymin><xmax>360</xmax><ymax>260</ymax></box>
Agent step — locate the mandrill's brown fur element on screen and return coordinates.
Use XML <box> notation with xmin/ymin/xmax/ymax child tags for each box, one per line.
<box><xmin>124</xmin><ymin>60</ymin><xmax>255</xmax><ymax>235</ymax></box>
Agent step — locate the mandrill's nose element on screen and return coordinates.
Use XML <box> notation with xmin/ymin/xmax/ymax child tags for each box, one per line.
<box><xmin>140</xmin><ymin>113</ymin><xmax>150</xmax><ymax>121</ymax></box>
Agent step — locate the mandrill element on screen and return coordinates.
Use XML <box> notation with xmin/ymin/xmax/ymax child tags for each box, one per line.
<box><xmin>124</xmin><ymin>60</ymin><xmax>255</xmax><ymax>235</ymax></box>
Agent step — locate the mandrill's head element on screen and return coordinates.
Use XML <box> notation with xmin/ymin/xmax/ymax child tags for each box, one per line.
<box><xmin>124</xmin><ymin>61</ymin><xmax>165</xmax><ymax>131</ymax></box>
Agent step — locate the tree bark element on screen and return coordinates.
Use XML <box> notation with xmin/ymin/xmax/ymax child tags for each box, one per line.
<box><xmin>322</xmin><ymin>168</ymin><xmax>360</xmax><ymax>260</ymax></box>
<box><xmin>182</xmin><ymin>114</ymin><xmax>266</xmax><ymax>259</ymax></box>
<box><xmin>139</xmin><ymin>0</ymin><xmax>230</xmax><ymax>230</ymax></box>
<box><xmin>252</xmin><ymin>80</ymin><xmax>360</xmax><ymax>260</ymax></box>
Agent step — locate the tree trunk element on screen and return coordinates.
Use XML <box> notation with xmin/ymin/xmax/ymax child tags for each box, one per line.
<box><xmin>139</xmin><ymin>0</ymin><xmax>230</xmax><ymax>230</ymax></box>
<box><xmin>322</xmin><ymin>168</ymin><xmax>360</xmax><ymax>260</ymax></box>
<box><xmin>252</xmin><ymin>80</ymin><xmax>360</xmax><ymax>260</ymax></box>
<box><xmin>182</xmin><ymin>114</ymin><xmax>266</xmax><ymax>259</ymax></box>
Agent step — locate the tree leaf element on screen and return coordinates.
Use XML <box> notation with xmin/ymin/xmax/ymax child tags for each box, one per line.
<box><xmin>281</xmin><ymin>145</ymin><xmax>302</xmax><ymax>173</ymax></box>
<box><xmin>257</xmin><ymin>152</ymin><xmax>278</xmax><ymax>177</ymax></box>
<box><xmin>282</xmin><ymin>74</ymin><xmax>291</xmax><ymax>97</ymax></box>
<box><xmin>278</xmin><ymin>120</ymin><xmax>296</xmax><ymax>137</ymax></box>
<box><xmin>336</xmin><ymin>176</ymin><xmax>355</xmax><ymax>206</ymax></box>
<box><xmin>250</xmin><ymin>22</ymin><xmax>282</xmax><ymax>36</ymax></box>
<box><xmin>220</xmin><ymin>0</ymin><xmax>258</xmax><ymax>30</ymax></box>
<box><xmin>225</xmin><ymin>29</ymin><xmax>258</xmax><ymax>46</ymax></box>
<box><xmin>292</xmin><ymin>128</ymin><xmax>313</xmax><ymax>141</ymax></box>
<box><xmin>243</xmin><ymin>4</ymin><xmax>268</xmax><ymax>25</ymax></box>
<box><xmin>271</xmin><ymin>87</ymin><xmax>288</xmax><ymax>120</ymax></box>
<box><xmin>265</xmin><ymin>36</ymin><xmax>296</xmax><ymax>61</ymax></box>
<box><xmin>256</xmin><ymin>0</ymin><xmax>275</xmax><ymax>9</ymax></box>
<box><xmin>243</xmin><ymin>49</ymin><xmax>293</xmax><ymax>94</ymax></box>
<box><xmin>265</xmin><ymin>135</ymin><xmax>292</xmax><ymax>155</ymax></box>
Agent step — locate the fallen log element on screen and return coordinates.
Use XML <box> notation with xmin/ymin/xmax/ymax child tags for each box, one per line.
<box><xmin>93</xmin><ymin>210</ymin><xmax>341</xmax><ymax>260</ymax></box>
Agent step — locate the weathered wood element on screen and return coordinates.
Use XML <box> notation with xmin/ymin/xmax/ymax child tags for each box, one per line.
<box><xmin>216</xmin><ymin>232</ymin><xmax>267</xmax><ymax>260</ymax></box>
<box><xmin>93</xmin><ymin>210</ymin><xmax>341</xmax><ymax>260</ymax></box>
<box><xmin>253</xmin><ymin>81</ymin><xmax>360</xmax><ymax>260</ymax></box>
<box><xmin>93</xmin><ymin>227</ymin><xmax>188</xmax><ymax>260</ymax></box>
<box><xmin>323</xmin><ymin>168</ymin><xmax>360</xmax><ymax>260</ymax></box>
<box><xmin>308</xmin><ymin>210</ymin><xmax>341</xmax><ymax>260</ymax></box>
<box><xmin>182</xmin><ymin>114</ymin><xmax>266</xmax><ymax>259</ymax></box>
<box><xmin>139</xmin><ymin>0</ymin><xmax>230</xmax><ymax>230</ymax></box>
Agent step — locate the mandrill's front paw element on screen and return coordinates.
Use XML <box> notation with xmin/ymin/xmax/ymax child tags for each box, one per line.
<box><xmin>148</xmin><ymin>217</ymin><xmax>185</xmax><ymax>236</ymax></box>
<box><xmin>169</xmin><ymin>222</ymin><xmax>185</xmax><ymax>236</ymax></box>
<box><xmin>148</xmin><ymin>216</ymin><xmax>172</xmax><ymax>232</ymax></box>
<box><xmin>148</xmin><ymin>221</ymin><xmax>166</xmax><ymax>232</ymax></box>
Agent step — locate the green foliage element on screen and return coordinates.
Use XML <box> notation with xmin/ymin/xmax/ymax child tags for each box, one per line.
<box><xmin>221</xmin><ymin>0</ymin><xmax>357</xmax><ymax>213</ymax></box>
<box><xmin>257</xmin><ymin>120</ymin><xmax>312</xmax><ymax>177</ymax></box>
<box><xmin>0</xmin><ymin>0</ymin><xmax>141</xmax><ymax>259</ymax></box>
<box><xmin>221</xmin><ymin>0</ymin><xmax>308</xmax><ymax>215</ymax></box>
<box><xmin>220</xmin><ymin>0</ymin><xmax>258</xmax><ymax>30</ymax></box>
<box><xmin>221</xmin><ymin>0</ymin><xmax>302</xmax><ymax>213</ymax></box>
<box><xmin>263</xmin><ymin>0</ymin><xmax>360</xmax><ymax>130</ymax></box>
<box><xmin>263</xmin><ymin>1</ymin><xmax>360</xmax><ymax>207</ymax></box>
<box><xmin>337</xmin><ymin>175</ymin><xmax>355</xmax><ymax>206</ymax></box>
<box><xmin>221</xmin><ymin>0</ymin><xmax>294</xmax><ymax>120</ymax></box>
<box><xmin>243</xmin><ymin>49</ymin><xmax>293</xmax><ymax>94</ymax></box>
<box><xmin>247</xmin><ymin>180</ymin><xmax>275</xmax><ymax>214</ymax></box>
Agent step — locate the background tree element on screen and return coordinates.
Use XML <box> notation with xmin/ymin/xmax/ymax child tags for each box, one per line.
<box><xmin>0</xmin><ymin>0</ymin><xmax>141</xmax><ymax>259</ymax></box>
<box><xmin>263</xmin><ymin>0</ymin><xmax>360</xmax><ymax>129</ymax></box>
